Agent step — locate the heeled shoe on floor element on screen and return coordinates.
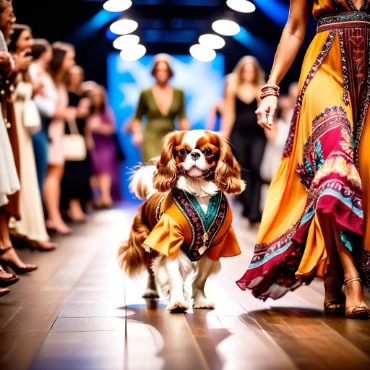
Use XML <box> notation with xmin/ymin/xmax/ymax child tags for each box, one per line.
<box><xmin>0</xmin><ymin>288</ymin><xmax>10</xmax><ymax>297</ymax></box>
<box><xmin>324</xmin><ymin>265</ymin><xmax>345</xmax><ymax>315</ymax></box>
<box><xmin>324</xmin><ymin>302</ymin><xmax>345</xmax><ymax>315</ymax></box>
<box><xmin>0</xmin><ymin>266</ymin><xmax>19</xmax><ymax>288</ymax></box>
<box><xmin>0</xmin><ymin>247</ymin><xmax>38</xmax><ymax>274</ymax></box>
<box><xmin>342</xmin><ymin>278</ymin><xmax>370</xmax><ymax>319</ymax></box>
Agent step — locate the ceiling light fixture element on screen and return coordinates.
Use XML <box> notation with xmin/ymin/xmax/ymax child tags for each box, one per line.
<box><xmin>103</xmin><ymin>0</ymin><xmax>132</xmax><ymax>12</ymax></box>
<box><xmin>190</xmin><ymin>44</ymin><xmax>216</xmax><ymax>62</ymax></box>
<box><xmin>199</xmin><ymin>34</ymin><xmax>225</xmax><ymax>50</ymax></box>
<box><xmin>226</xmin><ymin>0</ymin><xmax>256</xmax><ymax>13</ymax></box>
<box><xmin>110</xmin><ymin>19</ymin><xmax>138</xmax><ymax>35</ymax></box>
<box><xmin>212</xmin><ymin>20</ymin><xmax>240</xmax><ymax>36</ymax></box>
<box><xmin>113</xmin><ymin>34</ymin><xmax>140</xmax><ymax>50</ymax></box>
<box><xmin>120</xmin><ymin>44</ymin><xmax>146</xmax><ymax>61</ymax></box>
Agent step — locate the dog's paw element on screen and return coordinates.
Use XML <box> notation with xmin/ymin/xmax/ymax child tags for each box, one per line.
<box><xmin>166</xmin><ymin>299</ymin><xmax>189</xmax><ymax>312</ymax></box>
<box><xmin>142</xmin><ymin>288</ymin><xmax>160</xmax><ymax>299</ymax></box>
<box><xmin>193</xmin><ymin>297</ymin><xmax>215</xmax><ymax>310</ymax></box>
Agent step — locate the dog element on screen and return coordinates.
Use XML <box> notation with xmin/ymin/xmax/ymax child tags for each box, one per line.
<box><xmin>118</xmin><ymin>130</ymin><xmax>245</xmax><ymax>312</ymax></box>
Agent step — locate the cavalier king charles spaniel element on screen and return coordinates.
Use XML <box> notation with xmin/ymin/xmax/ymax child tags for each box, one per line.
<box><xmin>118</xmin><ymin>130</ymin><xmax>245</xmax><ymax>312</ymax></box>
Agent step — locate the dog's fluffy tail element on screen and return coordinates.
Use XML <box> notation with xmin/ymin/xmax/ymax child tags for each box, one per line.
<box><xmin>118</xmin><ymin>204</ymin><xmax>151</xmax><ymax>277</ymax></box>
<box><xmin>129</xmin><ymin>163</ymin><xmax>158</xmax><ymax>201</ymax></box>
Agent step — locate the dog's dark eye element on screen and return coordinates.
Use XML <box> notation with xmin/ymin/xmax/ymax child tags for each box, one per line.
<box><xmin>179</xmin><ymin>149</ymin><xmax>188</xmax><ymax>156</ymax></box>
<box><xmin>203</xmin><ymin>148</ymin><xmax>213</xmax><ymax>156</ymax></box>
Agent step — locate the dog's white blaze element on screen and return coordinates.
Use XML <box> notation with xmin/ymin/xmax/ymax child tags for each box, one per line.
<box><xmin>182</xmin><ymin>130</ymin><xmax>206</xmax><ymax>149</ymax></box>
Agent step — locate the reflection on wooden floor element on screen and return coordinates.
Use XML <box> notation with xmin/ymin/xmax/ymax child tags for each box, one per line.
<box><xmin>1</xmin><ymin>204</ymin><xmax>370</xmax><ymax>370</ymax></box>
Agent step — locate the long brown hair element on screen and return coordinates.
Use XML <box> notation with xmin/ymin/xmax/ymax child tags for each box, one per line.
<box><xmin>0</xmin><ymin>0</ymin><xmax>13</xmax><ymax>44</ymax></box>
<box><xmin>91</xmin><ymin>85</ymin><xmax>108</xmax><ymax>114</ymax></box>
<box><xmin>230</xmin><ymin>56</ymin><xmax>265</xmax><ymax>93</ymax></box>
<box><xmin>8</xmin><ymin>24</ymin><xmax>32</xmax><ymax>82</ymax></box>
<box><xmin>31</xmin><ymin>38</ymin><xmax>50</xmax><ymax>61</ymax></box>
<box><xmin>48</xmin><ymin>41</ymin><xmax>74</xmax><ymax>83</ymax></box>
<box><xmin>8</xmin><ymin>23</ymin><xmax>30</xmax><ymax>53</ymax></box>
<box><xmin>0</xmin><ymin>0</ymin><xmax>11</xmax><ymax>11</ymax></box>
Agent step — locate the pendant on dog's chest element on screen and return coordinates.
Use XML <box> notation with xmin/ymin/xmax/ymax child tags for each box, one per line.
<box><xmin>199</xmin><ymin>246</ymin><xmax>207</xmax><ymax>255</ymax></box>
<box><xmin>199</xmin><ymin>234</ymin><xmax>209</xmax><ymax>255</ymax></box>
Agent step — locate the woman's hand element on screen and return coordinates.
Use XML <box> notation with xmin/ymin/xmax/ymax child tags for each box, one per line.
<box><xmin>0</xmin><ymin>52</ymin><xmax>13</xmax><ymax>75</ymax></box>
<box><xmin>13</xmin><ymin>49</ymin><xmax>32</xmax><ymax>72</ymax></box>
<box><xmin>132</xmin><ymin>131</ymin><xmax>143</xmax><ymax>147</ymax></box>
<box><xmin>256</xmin><ymin>96</ymin><xmax>278</xmax><ymax>131</ymax></box>
<box><xmin>65</xmin><ymin>107</ymin><xmax>78</xmax><ymax>122</ymax></box>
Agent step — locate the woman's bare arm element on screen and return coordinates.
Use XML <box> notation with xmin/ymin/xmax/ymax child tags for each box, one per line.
<box><xmin>258</xmin><ymin>0</ymin><xmax>311</xmax><ymax>129</ymax></box>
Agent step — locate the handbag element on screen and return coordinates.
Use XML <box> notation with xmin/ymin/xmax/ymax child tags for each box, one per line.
<box><xmin>63</xmin><ymin>118</ymin><xmax>87</xmax><ymax>161</ymax></box>
<box><xmin>23</xmin><ymin>98</ymin><xmax>41</xmax><ymax>132</ymax></box>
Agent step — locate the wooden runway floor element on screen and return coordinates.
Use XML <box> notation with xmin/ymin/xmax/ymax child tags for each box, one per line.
<box><xmin>1</xmin><ymin>204</ymin><xmax>369</xmax><ymax>370</ymax></box>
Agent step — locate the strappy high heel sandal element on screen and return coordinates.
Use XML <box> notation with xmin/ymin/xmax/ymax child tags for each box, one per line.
<box><xmin>324</xmin><ymin>265</ymin><xmax>345</xmax><ymax>315</ymax></box>
<box><xmin>0</xmin><ymin>266</ymin><xmax>19</xmax><ymax>288</ymax></box>
<box><xmin>0</xmin><ymin>246</ymin><xmax>38</xmax><ymax>274</ymax></box>
<box><xmin>0</xmin><ymin>288</ymin><xmax>10</xmax><ymax>297</ymax></box>
<box><xmin>342</xmin><ymin>278</ymin><xmax>370</xmax><ymax>319</ymax></box>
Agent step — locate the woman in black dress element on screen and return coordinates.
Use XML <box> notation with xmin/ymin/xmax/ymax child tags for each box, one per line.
<box><xmin>222</xmin><ymin>56</ymin><xmax>266</xmax><ymax>226</ymax></box>
<box><xmin>61</xmin><ymin>65</ymin><xmax>91</xmax><ymax>222</ymax></box>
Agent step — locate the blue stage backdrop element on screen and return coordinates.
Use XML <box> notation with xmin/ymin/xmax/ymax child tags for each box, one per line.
<box><xmin>107</xmin><ymin>53</ymin><xmax>225</xmax><ymax>201</ymax></box>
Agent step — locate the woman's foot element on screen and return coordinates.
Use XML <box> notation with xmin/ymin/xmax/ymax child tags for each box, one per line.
<box><xmin>66</xmin><ymin>210</ymin><xmax>87</xmax><ymax>223</ymax></box>
<box><xmin>67</xmin><ymin>200</ymin><xmax>88</xmax><ymax>223</ymax></box>
<box><xmin>324</xmin><ymin>265</ymin><xmax>345</xmax><ymax>315</ymax></box>
<box><xmin>46</xmin><ymin>220</ymin><xmax>73</xmax><ymax>235</ymax></box>
<box><xmin>101</xmin><ymin>195</ymin><xmax>114</xmax><ymax>209</ymax></box>
<box><xmin>342</xmin><ymin>278</ymin><xmax>369</xmax><ymax>319</ymax></box>
<box><xmin>35</xmin><ymin>240</ymin><xmax>57</xmax><ymax>252</ymax></box>
<box><xmin>0</xmin><ymin>266</ymin><xmax>19</xmax><ymax>287</ymax></box>
<box><xmin>0</xmin><ymin>247</ymin><xmax>38</xmax><ymax>274</ymax></box>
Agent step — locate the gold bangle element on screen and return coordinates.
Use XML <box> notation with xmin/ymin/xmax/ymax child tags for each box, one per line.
<box><xmin>261</xmin><ymin>84</ymin><xmax>280</xmax><ymax>93</ymax></box>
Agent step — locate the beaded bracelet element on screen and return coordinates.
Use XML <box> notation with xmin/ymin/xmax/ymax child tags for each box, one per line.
<box><xmin>261</xmin><ymin>84</ymin><xmax>280</xmax><ymax>93</ymax></box>
<box><xmin>260</xmin><ymin>84</ymin><xmax>280</xmax><ymax>100</ymax></box>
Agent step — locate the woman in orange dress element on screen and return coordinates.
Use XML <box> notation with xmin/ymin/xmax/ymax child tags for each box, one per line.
<box><xmin>237</xmin><ymin>0</ymin><xmax>370</xmax><ymax>319</ymax></box>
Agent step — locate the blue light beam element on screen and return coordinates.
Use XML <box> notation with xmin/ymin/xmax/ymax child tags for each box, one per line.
<box><xmin>66</xmin><ymin>10</ymin><xmax>120</xmax><ymax>45</ymax></box>
<box><xmin>253</xmin><ymin>0</ymin><xmax>289</xmax><ymax>28</ymax></box>
<box><xmin>232</xmin><ymin>26</ymin><xmax>275</xmax><ymax>65</ymax></box>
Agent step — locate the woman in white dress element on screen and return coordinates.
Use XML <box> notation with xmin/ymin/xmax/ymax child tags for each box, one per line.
<box><xmin>8</xmin><ymin>24</ymin><xmax>56</xmax><ymax>251</ymax></box>
<box><xmin>43</xmin><ymin>42</ymin><xmax>76</xmax><ymax>235</ymax></box>
<box><xmin>0</xmin><ymin>1</ymin><xmax>37</xmax><ymax>294</ymax></box>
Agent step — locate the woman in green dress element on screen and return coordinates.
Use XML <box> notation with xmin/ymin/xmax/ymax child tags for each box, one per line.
<box><xmin>130</xmin><ymin>54</ymin><xmax>189</xmax><ymax>162</ymax></box>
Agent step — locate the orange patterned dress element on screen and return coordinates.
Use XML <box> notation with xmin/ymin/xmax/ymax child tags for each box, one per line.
<box><xmin>237</xmin><ymin>0</ymin><xmax>370</xmax><ymax>300</ymax></box>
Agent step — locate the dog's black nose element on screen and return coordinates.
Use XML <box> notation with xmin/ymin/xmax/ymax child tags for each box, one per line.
<box><xmin>190</xmin><ymin>151</ymin><xmax>200</xmax><ymax>160</ymax></box>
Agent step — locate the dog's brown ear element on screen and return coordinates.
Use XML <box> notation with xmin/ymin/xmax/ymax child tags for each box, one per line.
<box><xmin>153</xmin><ymin>131</ymin><xmax>179</xmax><ymax>192</ymax></box>
<box><xmin>214</xmin><ymin>134</ymin><xmax>245</xmax><ymax>194</ymax></box>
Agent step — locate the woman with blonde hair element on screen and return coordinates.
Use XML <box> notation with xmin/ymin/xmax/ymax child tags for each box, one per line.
<box><xmin>43</xmin><ymin>42</ymin><xmax>76</xmax><ymax>234</ymax></box>
<box><xmin>222</xmin><ymin>56</ymin><xmax>266</xmax><ymax>226</ymax></box>
<box><xmin>130</xmin><ymin>54</ymin><xmax>189</xmax><ymax>162</ymax></box>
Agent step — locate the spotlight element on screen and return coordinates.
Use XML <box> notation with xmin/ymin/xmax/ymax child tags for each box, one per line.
<box><xmin>190</xmin><ymin>44</ymin><xmax>216</xmax><ymax>62</ymax></box>
<box><xmin>212</xmin><ymin>20</ymin><xmax>240</xmax><ymax>36</ymax></box>
<box><xmin>226</xmin><ymin>0</ymin><xmax>256</xmax><ymax>13</ymax></box>
<box><xmin>120</xmin><ymin>44</ymin><xmax>146</xmax><ymax>61</ymax></box>
<box><xmin>103</xmin><ymin>0</ymin><xmax>132</xmax><ymax>12</ymax></box>
<box><xmin>113</xmin><ymin>34</ymin><xmax>140</xmax><ymax>50</ymax></box>
<box><xmin>199</xmin><ymin>34</ymin><xmax>225</xmax><ymax>50</ymax></box>
<box><xmin>110</xmin><ymin>19</ymin><xmax>138</xmax><ymax>35</ymax></box>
